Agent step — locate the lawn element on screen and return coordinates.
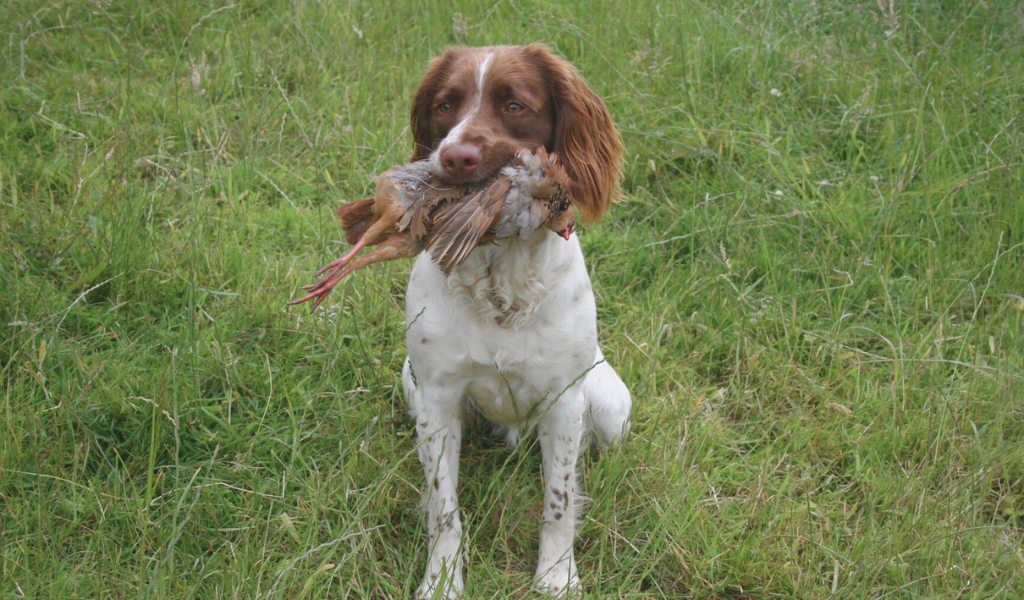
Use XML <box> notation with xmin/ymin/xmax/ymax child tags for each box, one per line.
<box><xmin>1</xmin><ymin>0</ymin><xmax>1022</xmax><ymax>598</ymax></box>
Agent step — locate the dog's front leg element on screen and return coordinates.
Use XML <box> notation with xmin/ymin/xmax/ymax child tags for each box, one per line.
<box><xmin>535</xmin><ymin>392</ymin><xmax>584</xmax><ymax>596</ymax></box>
<box><xmin>411</xmin><ymin>384</ymin><xmax>465</xmax><ymax>599</ymax></box>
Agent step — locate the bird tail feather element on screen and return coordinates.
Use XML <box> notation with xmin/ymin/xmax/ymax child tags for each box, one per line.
<box><xmin>336</xmin><ymin>198</ymin><xmax>376</xmax><ymax>245</ymax></box>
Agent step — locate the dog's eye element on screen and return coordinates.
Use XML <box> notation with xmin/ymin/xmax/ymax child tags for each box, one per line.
<box><xmin>506</xmin><ymin>102</ymin><xmax>524</xmax><ymax>114</ymax></box>
<box><xmin>438</xmin><ymin>101</ymin><xmax>453</xmax><ymax>114</ymax></box>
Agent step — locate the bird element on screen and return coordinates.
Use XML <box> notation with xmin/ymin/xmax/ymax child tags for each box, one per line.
<box><xmin>290</xmin><ymin>147</ymin><xmax>573</xmax><ymax>310</ymax></box>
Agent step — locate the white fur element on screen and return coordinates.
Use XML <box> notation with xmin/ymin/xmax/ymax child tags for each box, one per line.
<box><xmin>404</xmin><ymin>228</ymin><xmax>632</xmax><ymax>599</ymax></box>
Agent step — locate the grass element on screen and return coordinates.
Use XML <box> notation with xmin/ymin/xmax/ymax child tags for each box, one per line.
<box><xmin>1</xmin><ymin>0</ymin><xmax>1022</xmax><ymax>598</ymax></box>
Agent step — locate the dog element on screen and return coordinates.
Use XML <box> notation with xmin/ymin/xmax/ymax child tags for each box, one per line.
<box><xmin>400</xmin><ymin>44</ymin><xmax>632</xmax><ymax>598</ymax></box>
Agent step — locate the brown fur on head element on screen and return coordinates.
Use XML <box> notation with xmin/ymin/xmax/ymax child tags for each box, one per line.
<box><xmin>410</xmin><ymin>44</ymin><xmax>623</xmax><ymax>225</ymax></box>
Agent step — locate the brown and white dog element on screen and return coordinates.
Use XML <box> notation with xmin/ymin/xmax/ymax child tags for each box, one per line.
<box><xmin>401</xmin><ymin>44</ymin><xmax>631</xmax><ymax>598</ymax></box>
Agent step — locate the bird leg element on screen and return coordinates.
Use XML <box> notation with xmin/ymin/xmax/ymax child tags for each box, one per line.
<box><xmin>314</xmin><ymin>237</ymin><xmax>366</xmax><ymax>277</ymax></box>
<box><xmin>288</xmin><ymin>236</ymin><xmax>366</xmax><ymax>310</ymax></box>
<box><xmin>289</xmin><ymin>263</ymin><xmax>358</xmax><ymax>311</ymax></box>
<box><xmin>290</xmin><ymin>235</ymin><xmax>418</xmax><ymax>311</ymax></box>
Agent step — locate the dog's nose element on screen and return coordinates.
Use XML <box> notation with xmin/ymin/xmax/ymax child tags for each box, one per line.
<box><xmin>440</xmin><ymin>144</ymin><xmax>481</xmax><ymax>179</ymax></box>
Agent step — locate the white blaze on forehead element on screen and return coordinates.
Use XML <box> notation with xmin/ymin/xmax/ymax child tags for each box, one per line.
<box><xmin>430</xmin><ymin>50</ymin><xmax>495</xmax><ymax>170</ymax></box>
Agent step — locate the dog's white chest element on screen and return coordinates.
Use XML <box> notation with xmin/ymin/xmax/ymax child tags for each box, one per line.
<box><xmin>405</xmin><ymin>237</ymin><xmax>599</xmax><ymax>428</ymax></box>
<box><xmin>439</xmin><ymin>326</ymin><xmax>557</xmax><ymax>424</ymax></box>
<box><xmin>464</xmin><ymin>372</ymin><xmax>537</xmax><ymax>425</ymax></box>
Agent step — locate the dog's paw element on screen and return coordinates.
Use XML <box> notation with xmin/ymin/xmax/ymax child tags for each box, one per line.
<box><xmin>535</xmin><ymin>571</ymin><xmax>580</xmax><ymax>598</ymax></box>
<box><xmin>416</xmin><ymin>566</ymin><xmax>463</xmax><ymax>600</ymax></box>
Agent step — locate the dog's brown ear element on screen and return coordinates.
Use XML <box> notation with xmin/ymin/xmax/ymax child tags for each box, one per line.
<box><xmin>524</xmin><ymin>44</ymin><xmax>623</xmax><ymax>225</ymax></box>
<box><xmin>410</xmin><ymin>48</ymin><xmax>465</xmax><ymax>162</ymax></box>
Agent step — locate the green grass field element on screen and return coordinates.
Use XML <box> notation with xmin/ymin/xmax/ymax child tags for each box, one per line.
<box><xmin>2</xmin><ymin>0</ymin><xmax>1022</xmax><ymax>598</ymax></box>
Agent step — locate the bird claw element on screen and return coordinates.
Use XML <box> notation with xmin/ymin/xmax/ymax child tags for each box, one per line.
<box><xmin>290</xmin><ymin>238</ymin><xmax>367</xmax><ymax>311</ymax></box>
<box><xmin>315</xmin><ymin>239</ymin><xmax>366</xmax><ymax>276</ymax></box>
<box><xmin>289</xmin><ymin>262</ymin><xmax>356</xmax><ymax>310</ymax></box>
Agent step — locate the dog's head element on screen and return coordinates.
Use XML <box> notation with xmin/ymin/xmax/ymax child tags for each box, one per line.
<box><xmin>410</xmin><ymin>44</ymin><xmax>622</xmax><ymax>225</ymax></box>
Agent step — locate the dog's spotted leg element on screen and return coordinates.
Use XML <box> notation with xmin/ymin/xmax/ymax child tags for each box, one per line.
<box><xmin>535</xmin><ymin>391</ymin><xmax>584</xmax><ymax>597</ymax></box>
<box><xmin>409</xmin><ymin>377</ymin><xmax>465</xmax><ymax>600</ymax></box>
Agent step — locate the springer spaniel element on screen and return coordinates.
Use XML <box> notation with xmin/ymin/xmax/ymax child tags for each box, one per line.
<box><xmin>400</xmin><ymin>44</ymin><xmax>632</xmax><ymax>598</ymax></box>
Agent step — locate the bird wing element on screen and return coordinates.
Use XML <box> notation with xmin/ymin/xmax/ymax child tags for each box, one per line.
<box><xmin>401</xmin><ymin>184</ymin><xmax>466</xmax><ymax>240</ymax></box>
<box><xmin>426</xmin><ymin>176</ymin><xmax>512</xmax><ymax>275</ymax></box>
<box><xmin>375</xmin><ymin>162</ymin><xmax>463</xmax><ymax>240</ymax></box>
